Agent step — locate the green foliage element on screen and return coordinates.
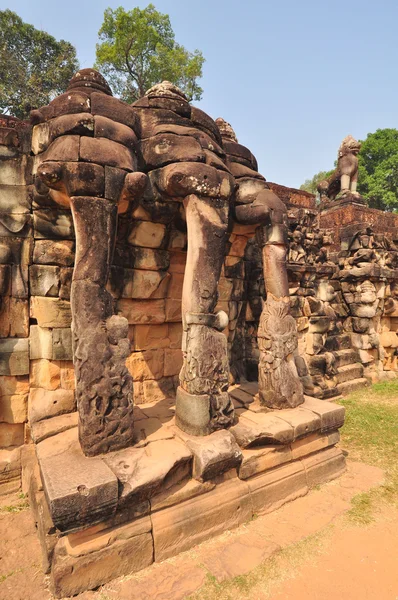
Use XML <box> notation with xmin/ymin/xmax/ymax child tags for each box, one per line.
<box><xmin>357</xmin><ymin>129</ymin><xmax>398</xmax><ymax>211</ymax></box>
<box><xmin>95</xmin><ymin>4</ymin><xmax>205</xmax><ymax>102</ymax></box>
<box><xmin>0</xmin><ymin>10</ymin><xmax>79</xmax><ymax>119</ymax></box>
<box><xmin>300</xmin><ymin>170</ymin><xmax>334</xmax><ymax>194</ymax></box>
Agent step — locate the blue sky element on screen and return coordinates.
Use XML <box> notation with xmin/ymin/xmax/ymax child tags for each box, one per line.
<box><xmin>2</xmin><ymin>0</ymin><xmax>398</xmax><ymax>188</ymax></box>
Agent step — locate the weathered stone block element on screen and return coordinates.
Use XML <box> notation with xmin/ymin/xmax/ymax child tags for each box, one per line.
<box><xmin>125</xmin><ymin>349</ymin><xmax>165</xmax><ymax>381</ymax></box>
<box><xmin>104</xmin><ymin>166</ymin><xmax>126</xmax><ymax>202</ymax></box>
<box><xmin>301</xmin><ymin>396</ymin><xmax>345</xmax><ymax>432</ymax></box>
<box><xmin>32</xmin><ymin>489</ymin><xmax>57</xmax><ymax>574</ymax></box>
<box><xmin>33</xmin><ymin>240</ymin><xmax>75</xmax><ymax>266</ymax></box>
<box><xmin>0</xmin><ymin>342</ymin><xmax>29</xmax><ymax>376</ymax></box>
<box><xmin>29</xmin><ymin>265</ymin><xmax>60</xmax><ymax>296</ymax></box>
<box><xmin>150</xmin><ymin>477</ymin><xmax>215</xmax><ymax>512</ymax></box>
<box><xmin>33</xmin><ymin>209</ymin><xmax>74</xmax><ymax>240</ymax></box>
<box><xmin>164</xmin><ymin>348</ymin><xmax>183</xmax><ymax>377</ymax></box>
<box><xmin>0</xmin><ymin>422</ymin><xmax>24</xmax><ymax>447</ymax></box>
<box><xmin>175</xmin><ymin>429</ymin><xmax>242</xmax><ymax>481</ymax></box>
<box><xmin>168</xmin><ymin>250</ymin><xmax>186</xmax><ymax>273</ymax></box>
<box><xmin>104</xmin><ymin>439</ymin><xmax>191</xmax><ymax>505</ymax></box>
<box><xmin>60</xmin><ymin>362</ymin><xmax>75</xmax><ymax>390</ymax></box>
<box><xmin>122</xmin><ymin>269</ymin><xmax>170</xmax><ymax>299</ymax></box>
<box><xmin>0</xmin><ymin>297</ymin><xmax>29</xmax><ymax>338</ymax></box>
<box><xmin>59</xmin><ymin>267</ymin><xmax>73</xmax><ymax>300</ymax></box>
<box><xmin>301</xmin><ymin>446</ymin><xmax>346</xmax><ymax>487</ymax></box>
<box><xmin>0</xmin><ymin>155</ymin><xmax>30</xmax><ymax>185</ymax></box>
<box><xmin>380</xmin><ymin>331</ymin><xmax>398</xmax><ymax>348</ymax></box>
<box><xmin>133</xmin><ymin>324</ymin><xmax>169</xmax><ymax>350</ymax></box>
<box><xmin>142</xmin><ymin>377</ymin><xmax>175</xmax><ymax>403</ymax></box>
<box><xmin>133</xmin><ymin>417</ymin><xmax>174</xmax><ymax>447</ymax></box>
<box><xmin>30</xmin><ymin>359</ymin><xmax>61</xmax><ymax>390</ymax></box>
<box><xmin>0</xmin><ymin>393</ymin><xmax>28</xmax><ymax>423</ymax></box>
<box><xmin>337</xmin><ymin>363</ymin><xmax>364</xmax><ymax>384</ymax></box>
<box><xmin>247</xmin><ymin>460</ymin><xmax>308</xmax><ymax>516</ymax></box>
<box><xmin>291</xmin><ymin>430</ymin><xmax>340</xmax><ymax>460</ymax></box>
<box><xmin>31</xmin><ymin>412</ymin><xmax>78</xmax><ymax>444</ymax></box>
<box><xmin>230</xmin><ymin>411</ymin><xmax>294</xmax><ymax>448</ymax></box>
<box><xmin>167</xmin><ymin>272</ymin><xmax>184</xmax><ymax>299</ymax></box>
<box><xmin>165</xmin><ymin>298</ymin><xmax>182</xmax><ymax>322</ymax></box>
<box><xmin>218</xmin><ymin>277</ymin><xmax>234</xmax><ymax>301</ymax></box>
<box><xmin>40</xmin><ymin>135</ymin><xmax>80</xmax><ymax>164</ymax></box>
<box><xmin>28</xmin><ymin>388</ymin><xmax>76</xmax><ymax>423</ymax></box>
<box><xmin>151</xmin><ymin>477</ymin><xmax>252</xmax><ymax>562</ymax></box>
<box><xmin>0</xmin><ymin>375</ymin><xmax>29</xmax><ymax>397</ymax></box>
<box><xmin>48</xmin><ymin>112</ymin><xmax>94</xmax><ymax>140</ymax></box>
<box><xmin>31</xmin><ymin>122</ymin><xmax>50</xmax><ymax>154</ymax></box>
<box><xmin>169</xmin><ymin>322</ymin><xmax>183</xmax><ymax>348</ymax></box>
<box><xmin>51</xmin><ymin>519</ymin><xmax>153</xmax><ymax>598</ymax></box>
<box><xmin>128</xmin><ymin>221</ymin><xmax>166</xmax><ymax>248</ymax></box>
<box><xmin>276</xmin><ymin>407</ymin><xmax>321</xmax><ymax>440</ymax></box>
<box><xmin>30</xmin><ymin>325</ymin><xmax>53</xmax><ymax>359</ymax></box>
<box><xmin>306</xmin><ymin>332</ymin><xmax>324</xmax><ymax>355</ymax></box>
<box><xmin>117</xmin><ymin>298</ymin><xmax>165</xmax><ymax>324</ymax></box>
<box><xmin>63</xmin><ymin>161</ymin><xmax>105</xmax><ymax>197</ymax></box>
<box><xmin>30</xmin><ymin>297</ymin><xmax>72</xmax><ymax>328</ymax></box>
<box><xmin>91</xmin><ymin>92</ymin><xmax>139</xmax><ymax>130</ymax></box>
<box><xmin>80</xmin><ymin>137</ymin><xmax>136</xmax><ymax>171</ymax></box>
<box><xmin>0</xmin><ymin>185</ymin><xmax>31</xmax><ymax>214</ymax></box>
<box><xmin>52</xmin><ymin>328</ymin><xmax>73</xmax><ymax>360</ymax></box>
<box><xmin>94</xmin><ymin>115</ymin><xmax>138</xmax><ymax>147</ymax></box>
<box><xmin>37</xmin><ymin>428</ymin><xmax>119</xmax><ymax>532</ymax></box>
<box><xmin>239</xmin><ymin>445</ymin><xmax>292</xmax><ymax>480</ymax></box>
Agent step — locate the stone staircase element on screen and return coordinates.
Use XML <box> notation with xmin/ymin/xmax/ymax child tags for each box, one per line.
<box><xmin>307</xmin><ymin>334</ymin><xmax>369</xmax><ymax>399</ymax></box>
<box><xmin>325</xmin><ymin>336</ymin><xmax>369</xmax><ymax>396</ymax></box>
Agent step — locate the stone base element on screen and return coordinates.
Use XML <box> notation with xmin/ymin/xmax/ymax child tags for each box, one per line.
<box><xmin>319</xmin><ymin>193</ymin><xmax>366</xmax><ymax>212</ymax></box>
<box><xmin>175</xmin><ymin>386</ymin><xmax>213</xmax><ymax>435</ymax></box>
<box><xmin>26</xmin><ymin>388</ymin><xmax>346</xmax><ymax>598</ymax></box>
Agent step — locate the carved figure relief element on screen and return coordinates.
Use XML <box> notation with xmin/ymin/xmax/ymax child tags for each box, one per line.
<box><xmin>257</xmin><ymin>293</ymin><xmax>303</xmax><ymax>408</ymax></box>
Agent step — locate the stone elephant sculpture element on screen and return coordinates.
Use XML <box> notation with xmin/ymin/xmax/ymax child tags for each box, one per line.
<box><xmin>33</xmin><ymin>69</ymin><xmax>303</xmax><ymax>455</ymax></box>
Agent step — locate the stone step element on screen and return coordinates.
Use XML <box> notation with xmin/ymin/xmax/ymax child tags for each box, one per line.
<box><xmin>337</xmin><ymin>377</ymin><xmax>369</xmax><ymax>396</ymax></box>
<box><xmin>313</xmin><ymin>387</ymin><xmax>340</xmax><ymax>400</ymax></box>
<box><xmin>334</xmin><ymin>348</ymin><xmax>359</xmax><ymax>368</ymax></box>
<box><xmin>324</xmin><ymin>334</ymin><xmax>352</xmax><ymax>351</ymax></box>
<box><xmin>336</xmin><ymin>363</ymin><xmax>364</xmax><ymax>384</ymax></box>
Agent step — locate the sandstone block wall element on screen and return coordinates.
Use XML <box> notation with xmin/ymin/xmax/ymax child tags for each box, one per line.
<box><xmin>1</xmin><ymin>114</ymin><xmax>398</xmax><ymax>491</ymax></box>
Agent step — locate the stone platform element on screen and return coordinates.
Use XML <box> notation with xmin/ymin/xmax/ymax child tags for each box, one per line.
<box><xmin>26</xmin><ymin>385</ymin><xmax>346</xmax><ymax>598</ymax></box>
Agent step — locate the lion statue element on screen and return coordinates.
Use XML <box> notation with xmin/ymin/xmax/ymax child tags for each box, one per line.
<box><xmin>317</xmin><ymin>135</ymin><xmax>361</xmax><ymax>201</ymax></box>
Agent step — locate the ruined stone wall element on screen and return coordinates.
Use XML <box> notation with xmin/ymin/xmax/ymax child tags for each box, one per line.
<box><xmin>1</xmin><ymin>117</ymin><xmax>398</xmax><ymax>490</ymax></box>
<box><xmin>235</xmin><ymin>194</ymin><xmax>398</xmax><ymax>398</ymax></box>
<box><xmin>0</xmin><ymin>116</ymin><xmax>33</xmax><ymax>491</ymax></box>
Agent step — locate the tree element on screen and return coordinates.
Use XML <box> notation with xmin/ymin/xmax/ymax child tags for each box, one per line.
<box><xmin>300</xmin><ymin>170</ymin><xmax>334</xmax><ymax>194</ymax></box>
<box><xmin>95</xmin><ymin>4</ymin><xmax>205</xmax><ymax>103</ymax></box>
<box><xmin>0</xmin><ymin>10</ymin><xmax>79</xmax><ymax>120</ymax></box>
<box><xmin>357</xmin><ymin>129</ymin><xmax>398</xmax><ymax>211</ymax></box>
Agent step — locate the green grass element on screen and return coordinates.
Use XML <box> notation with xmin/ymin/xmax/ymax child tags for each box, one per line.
<box><xmin>338</xmin><ymin>380</ymin><xmax>398</xmax><ymax>523</ymax></box>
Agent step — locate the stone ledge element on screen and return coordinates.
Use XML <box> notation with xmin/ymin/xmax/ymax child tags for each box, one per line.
<box><xmin>33</xmin><ymin>394</ymin><xmax>345</xmax><ymax>533</ymax></box>
<box><xmin>29</xmin><ymin>392</ymin><xmax>346</xmax><ymax>597</ymax></box>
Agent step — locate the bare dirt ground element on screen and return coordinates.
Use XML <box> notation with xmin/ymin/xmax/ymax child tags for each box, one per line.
<box><xmin>0</xmin><ymin>459</ymin><xmax>396</xmax><ymax>600</ymax></box>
